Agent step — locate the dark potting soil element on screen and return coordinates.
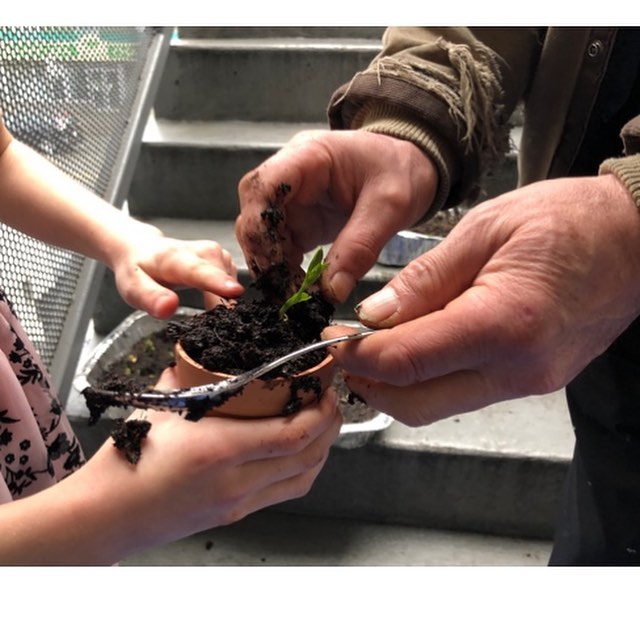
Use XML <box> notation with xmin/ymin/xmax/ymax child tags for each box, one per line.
<box><xmin>166</xmin><ymin>183</ymin><xmax>334</xmax><ymax>381</ymax></box>
<box><xmin>82</xmin><ymin>326</ymin><xmax>176</xmax><ymax>426</ymax></box>
<box><xmin>109</xmin><ymin>418</ymin><xmax>151</xmax><ymax>465</ymax></box>
<box><xmin>167</xmin><ymin>273</ymin><xmax>335</xmax><ymax>420</ymax></box>
<box><xmin>167</xmin><ymin>290</ymin><xmax>334</xmax><ymax>379</ymax></box>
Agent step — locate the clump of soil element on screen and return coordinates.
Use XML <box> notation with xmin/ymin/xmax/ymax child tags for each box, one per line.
<box><xmin>109</xmin><ymin>418</ymin><xmax>151</xmax><ymax>464</ymax></box>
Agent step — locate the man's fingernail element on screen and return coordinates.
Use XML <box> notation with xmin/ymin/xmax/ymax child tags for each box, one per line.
<box><xmin>356</xmin><ymin>286</ymin><xmax>399</xmax><ymax>324</ymax></box>
<box><xmin>328</xmin><ymin>271</ymin><xmax>356</xmax><ymax>303</ymax></box>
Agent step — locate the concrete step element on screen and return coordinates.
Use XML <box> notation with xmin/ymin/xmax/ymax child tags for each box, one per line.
<box><xmin>153</xmin><ymin>35</ymin><xmax>381</xmax><ymax>122</ymax></box>
<box><xmin>127</xmin><ymin>118</ymin><xmax>326</xmax><ymax>221</ymax></box>
<box><xmin>120</xmin><ymin>509</ymin><xmax>553</xmax><ymax>566</ymax></box>
<box><xmin>285</xmin><ymin>393</ymin><xmax>572</xmax><ymax>539</ymax></box>
<box><xmin>127</xmin><ymin>116</ymin><xmax>519</xmax><ymax>222</ymax></box>
<box><xmin>76</xmin><ymin>217</ymin><xmax>575</xmax><ymax>540</ymax></box>
<box><xmin>177</xmin><ymin>27</ymin><xmax>386</xmax><ymax>40</ymax></box>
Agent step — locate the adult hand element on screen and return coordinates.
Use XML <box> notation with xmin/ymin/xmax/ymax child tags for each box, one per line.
<box><xmin>110</xmin><ymin>227</ymin><xmax>244</xmax><ymax>318</ymax></box>
<box><xmin>325</xmin><ymin>174</ymin><xmax>640</xmax><ymax>426</ymax></box>
<box><xmin>236</xmin><ymin>129</ymin><xmax>438</xmax><ymax>303</ymax></box>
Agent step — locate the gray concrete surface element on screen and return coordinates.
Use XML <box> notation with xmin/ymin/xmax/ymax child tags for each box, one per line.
<box><xmin>121</xmin><ymin>510</ymin><xmax>552</xmax><ymax>566</ymax></box>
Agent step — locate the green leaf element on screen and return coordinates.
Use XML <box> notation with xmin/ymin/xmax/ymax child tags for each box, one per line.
<box><xmin>279</xmin><ymin>248</ymin><xmax>328</xmax><ymax>319</ymax></box>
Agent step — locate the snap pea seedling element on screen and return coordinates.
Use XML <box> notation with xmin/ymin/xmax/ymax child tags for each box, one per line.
<box><xmin>279</xmin><ymin>247</ymin><xmax>328</xmax><ymax>320</ymax></box>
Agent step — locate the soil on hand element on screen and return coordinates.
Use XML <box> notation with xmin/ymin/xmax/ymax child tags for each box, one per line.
<box><xmin>109</xmin><ymin>418</ymin><xmax>151</xmax><ymax>465</ymax></box>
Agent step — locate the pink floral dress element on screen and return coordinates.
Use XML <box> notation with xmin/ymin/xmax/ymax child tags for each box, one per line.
<box><xmin>0</xmin><ymin>288</ymin><xmax>84</xmax><ymax>504</ymax></box>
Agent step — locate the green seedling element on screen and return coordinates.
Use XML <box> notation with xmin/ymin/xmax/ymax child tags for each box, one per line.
<box><xmin>279</xmin><ymin>247</ymin><xmax>328</xmax><ymax>320</ymax></box>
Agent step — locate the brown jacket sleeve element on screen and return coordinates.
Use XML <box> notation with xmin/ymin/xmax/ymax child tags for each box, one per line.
<box><xmin>327</xmin><ymin>27</ymin><xmax>544</xmax><ymax>217</ymax></box>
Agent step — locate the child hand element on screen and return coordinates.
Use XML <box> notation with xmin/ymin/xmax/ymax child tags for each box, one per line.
<box><xmin>110</xmin><ymin>229</ymin><xmax>244</xmax><ymax>318</ymax></box>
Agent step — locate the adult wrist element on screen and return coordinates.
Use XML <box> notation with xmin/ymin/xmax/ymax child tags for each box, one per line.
<box><xmin>353</xmin><ymin>102</ymin><xmax>456</xmax><ymax>221</ymax></box>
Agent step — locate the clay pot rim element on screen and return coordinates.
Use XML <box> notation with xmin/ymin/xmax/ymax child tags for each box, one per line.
<box><xmin>174</xmin><ymin>341</ymin><xmax>334</xmax><ymax>380</ymax></box>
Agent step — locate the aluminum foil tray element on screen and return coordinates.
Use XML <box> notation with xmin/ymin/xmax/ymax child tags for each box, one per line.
<box><xmin>377</xmin><ymin>230</ymin><xmax>442</xmax><ymax>267</ymax></box>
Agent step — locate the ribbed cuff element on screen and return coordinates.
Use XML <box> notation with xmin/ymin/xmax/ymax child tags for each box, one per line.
<box><xmin>354</xmin><ymin>103</ymin><xmax>456</xmax><ymax>221</ymax></box>
<box><xmin>599</xmin><ymin>154</ymin><xmax>640</xmax><ymax>211</ymax></box>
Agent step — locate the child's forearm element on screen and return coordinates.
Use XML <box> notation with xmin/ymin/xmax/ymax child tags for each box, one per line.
<box><xmin>0</xmin><ymin>136</ymin><xmax>160</xmax><ymax>270</ymax></box>
<box><xmin>0</xmin><ymin>448</ymin><xmax>142</xmax><ymax>565</ymax></box>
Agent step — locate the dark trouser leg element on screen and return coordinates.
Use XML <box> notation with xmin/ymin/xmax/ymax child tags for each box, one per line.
<box><xmin>549</xmin><ymin>319</ymin><xmax>640</xmax><ymax>565</ymax></box>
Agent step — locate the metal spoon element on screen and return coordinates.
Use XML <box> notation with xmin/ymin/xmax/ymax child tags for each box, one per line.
<box><xmin>82</xmin><ymin>328</ymin><xmax>376</xmax><ymax>416</ymax></box>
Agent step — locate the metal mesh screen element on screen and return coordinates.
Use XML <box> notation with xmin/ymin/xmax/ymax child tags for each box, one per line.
<box><xmin>0</xmin><ymin>27</ymin><xmax>163</xmax><ymax>374</ymax></box>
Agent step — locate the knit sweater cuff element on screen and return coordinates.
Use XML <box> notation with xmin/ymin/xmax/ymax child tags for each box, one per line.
<box><xmin>354</xmin><ymin>103</ymin><xmax>457</xmax><ymax>221</ymax></box>
<box><xmin>599</xmin><ymin>154</ymin><xmax>640</xmax><ymax>211</ymax></box>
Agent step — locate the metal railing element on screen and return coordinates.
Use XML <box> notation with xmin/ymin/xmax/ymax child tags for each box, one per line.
<box><xmin>0</xmin><ymin>26</ymin><xmax>172</xmax><ymax>404</ymax></box>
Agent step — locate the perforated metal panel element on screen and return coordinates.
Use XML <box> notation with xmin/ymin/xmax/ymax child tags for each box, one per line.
<box><xmin>0</xmin><ymin>26</ymin><xmax>171</xmax><ymax>403</ymax></box>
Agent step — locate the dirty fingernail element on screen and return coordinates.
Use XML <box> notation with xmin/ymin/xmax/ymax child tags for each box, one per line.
<box><xmin>356</xmin><ymin>286</ymin><xmax>399</xmax><ymax>325</ymax></box>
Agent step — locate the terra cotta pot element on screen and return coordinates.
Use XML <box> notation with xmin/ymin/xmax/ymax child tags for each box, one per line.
<box><xmin>174</xmin><ymin>341</ymin><xmax>337</xmax><ymax>418</ymax></box>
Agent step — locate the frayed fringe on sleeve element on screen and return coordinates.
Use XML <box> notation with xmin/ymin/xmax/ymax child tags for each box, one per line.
<box><xmin>361</xmin><ymin>37</ymin><xmax>512</xmax><ymax>169</ymax></box>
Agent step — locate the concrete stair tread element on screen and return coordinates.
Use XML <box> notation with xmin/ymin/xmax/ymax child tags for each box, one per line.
<box><xmin>121</xmin><ymin>510</ymin><xmax>552</xmax><ymax>566</ymax></box>
<box><xmin>177</xmin><ymin>27</ymin><xmax>387</xmax><ymax>40</ymax></box>
<box><xmin>143</xmin><ymin>114</ymin><xmax>327</xmax><ymax>148</ymax></box>
<box><xmin>174</xmin><ymin>36</ymin><xmax>383</xmax><ymax>50</ymax></box>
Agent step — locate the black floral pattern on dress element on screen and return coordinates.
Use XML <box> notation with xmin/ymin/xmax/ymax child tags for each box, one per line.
<box><xmin>0</xmin><ymin>285</ymin><xmax>84</xmax><ymax>499</ymax></box>
<box><xmin>10</xmin><ymin>329</ymin><xmax>47</xmax><ymax>388</ymax></box>
<box><xmin>0</xmin><ymin>425</ymin><xmax>14</xmax><ymax>446</ymax></box>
